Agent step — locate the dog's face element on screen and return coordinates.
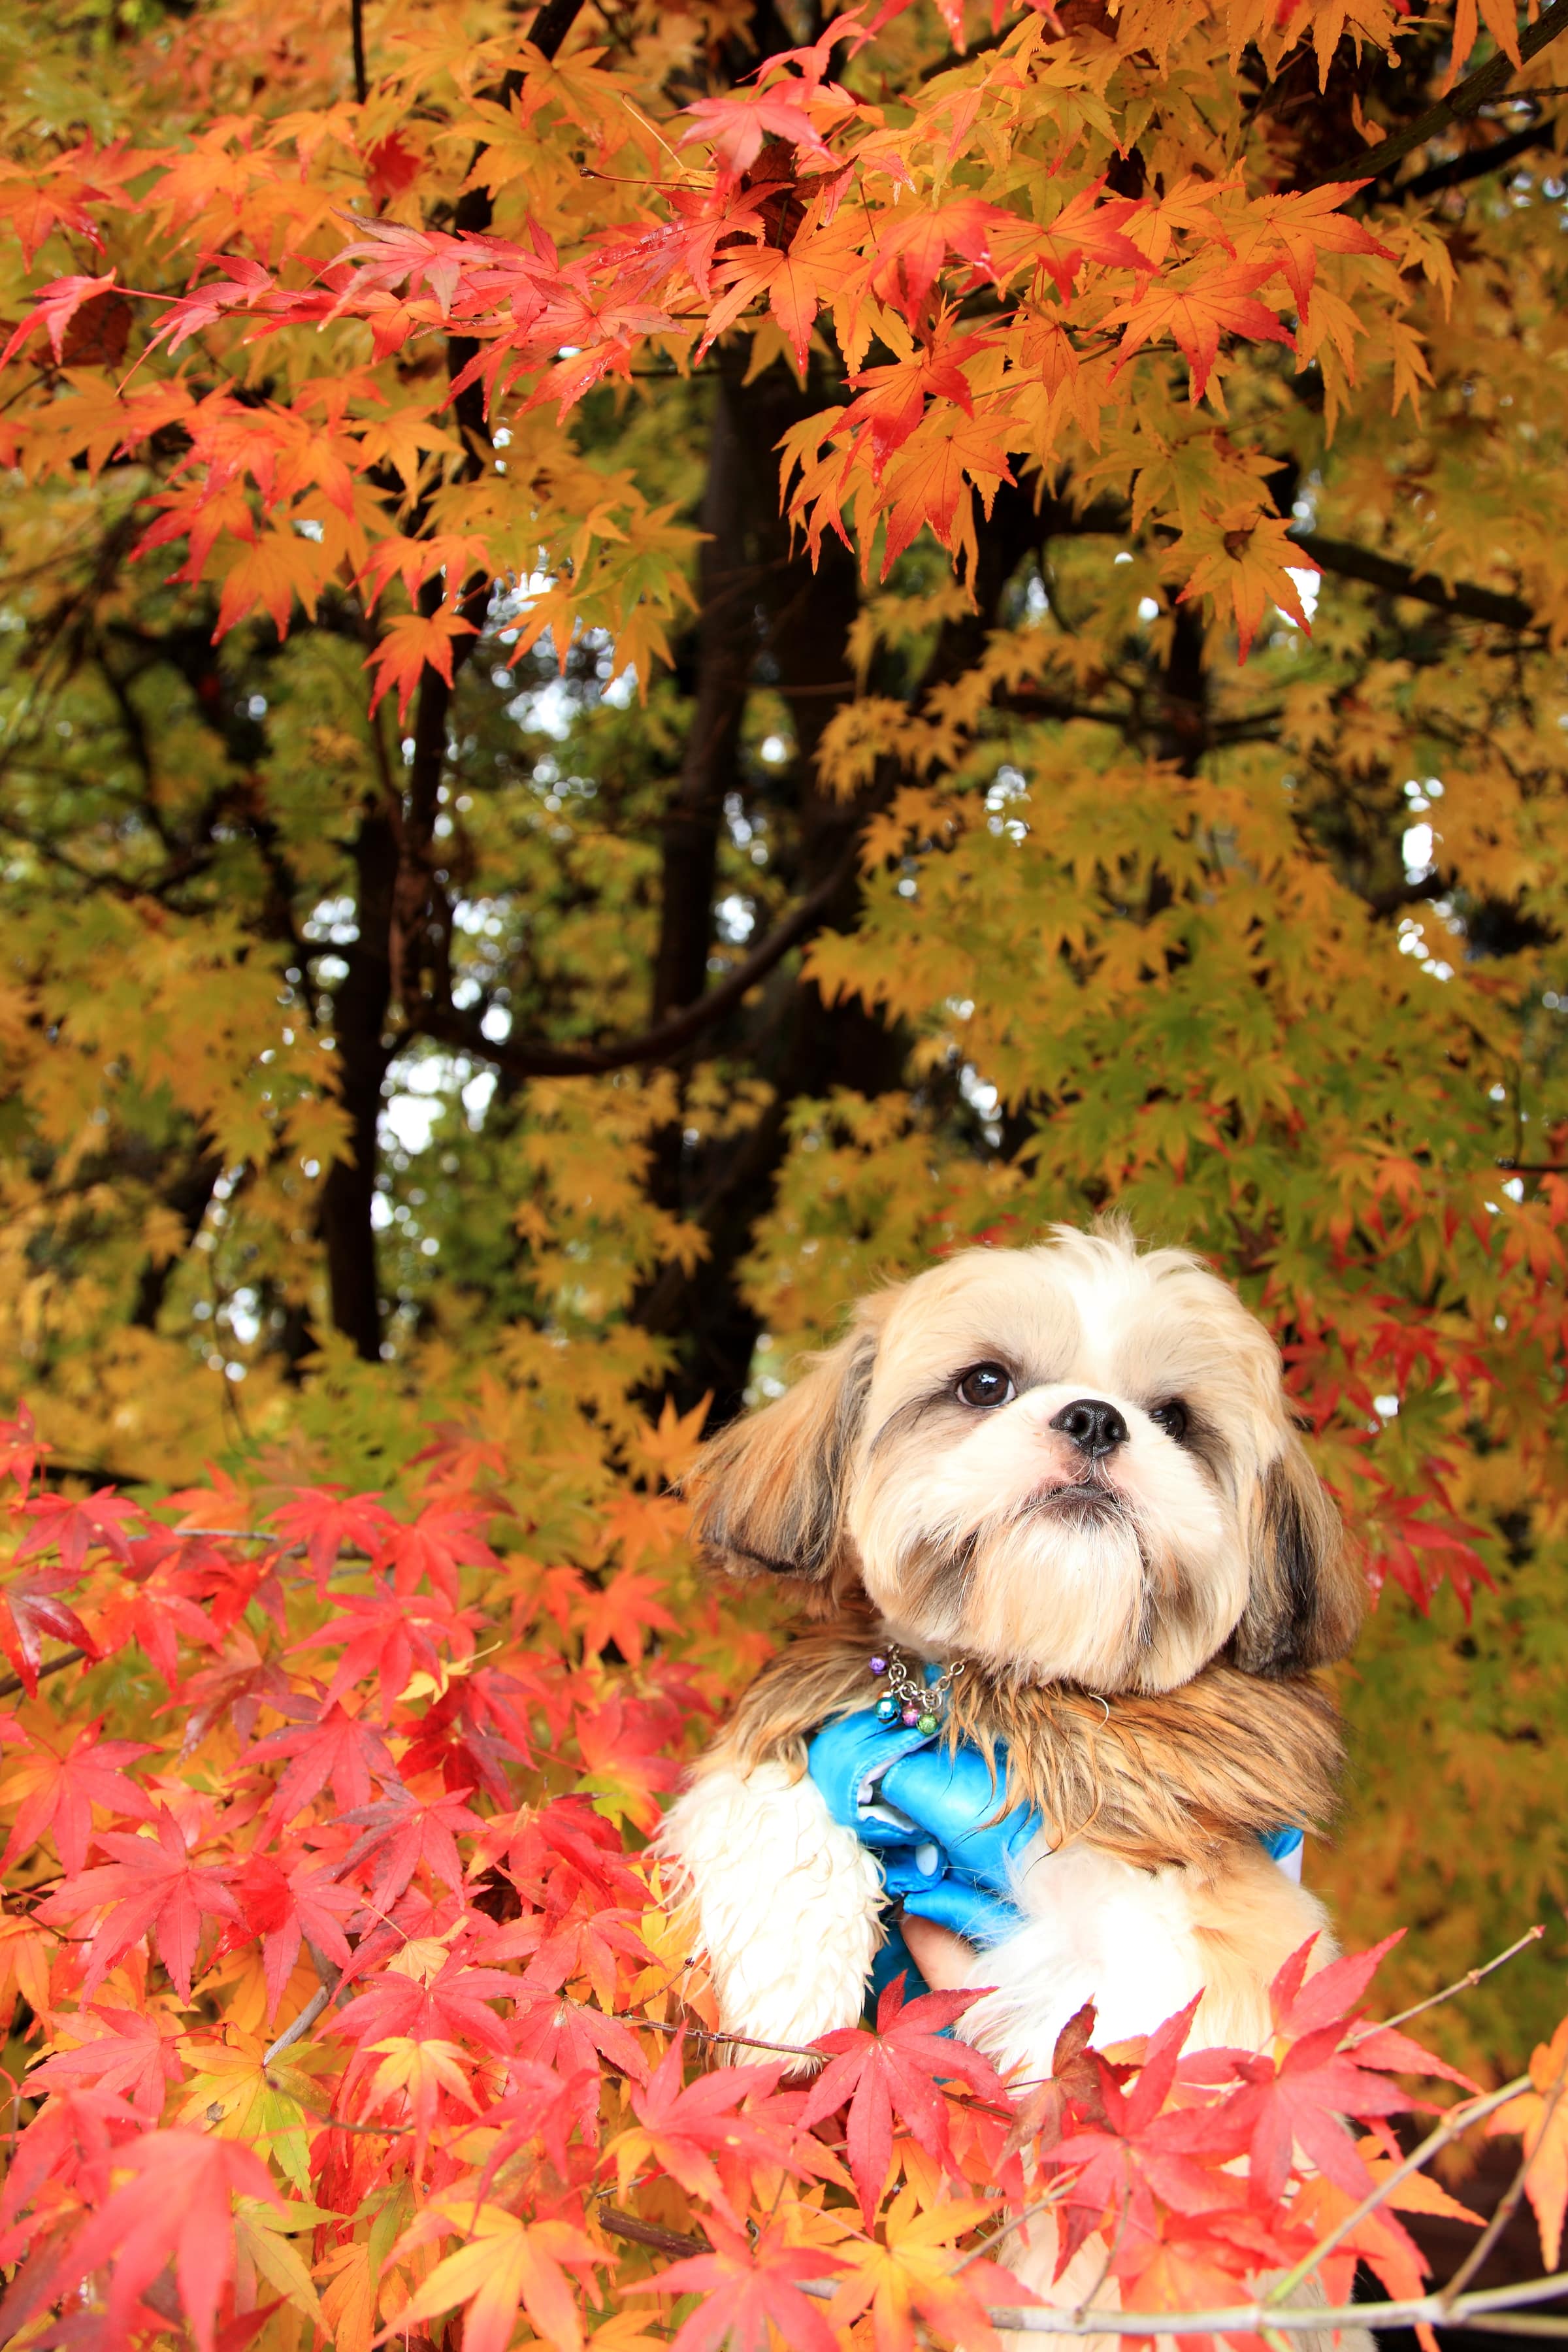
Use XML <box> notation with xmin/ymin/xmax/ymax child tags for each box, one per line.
<box><xmin>687</xmin><ymin>1228</ymin><xmax>1362</xmax><ymax>1693</ymax></box>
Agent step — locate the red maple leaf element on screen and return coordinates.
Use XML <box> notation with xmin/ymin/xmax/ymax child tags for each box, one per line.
<box><xmin>250</xmin><ymin>1701</ymin><xmax>400</xmax><ymax>1829</ymax></box>
<box><xmin>577</xmin><ymin>1568</ymin><xmax>681</xmax><ymax>1668</ymax></box>
<box><xmin>1184</xmin><ymin>1936</ymin><xmax>1429</xmax><ymax>2208</ymax></box>
<box><xmin>267</xmin><ymin>1485</ymin><xmax>393</xmax><ymax>1591</ymax></box>
<box><xmin>25</xmin><ymin>2003</ymin><xmax>186</xmax><ymax>2119</ymax></box>
<box><xmin>625</xmin><ymin>2031</ymin><xmax>794</xmax><ymax>2221</ymax></box>
<box><xmin>337</xmin><ymin>1782</ymin><xmax>485</xmax><ymax>1908</ymax></box>
<box><xmin>223</xmin><ymin>1849</ymin><xmax>358</xmax><ymax>2022</ymax></box>
<box><xmin>35</xmin><ymin>1806</ymin><xmax>240</xmax><ymax>2002</ymax></box>
<box><xmin>798</xmin><ymin>1976</ymin><xmax>1007</xmax><ymax>2225</ymax></box>
<box><xmin>838</xmin><ymin>326</ymin><xmax>987</xmax><ymax>476</ymax></box>
<box><xmin>14</xmin><ymin>1487</ymin><xmax>145</xmax><ymax>1574</ymax></box>
<box><xmin>395</xmin><ymin>1671</ymin><xmax>534</xmax><ymax>1800</ymax></box>
<box><xmin>630</xmin><ymin>2214</ymin><xmax>841</xmax><ymax>2352</ymax></box>
<box><xmin>289</xmin><ymin>1587</ymin><xmax>480</xmax><ymax>1716</ymax></box>
<box><xmin>1049</xmin><ymin>1999</ymin><xmax>1239</xmax><ymax>2277</ymax></box>
<box><xmin>0</xmin><ymin>1403</ymin><xmax>50</xmax><ymax>1494</ymax></box>
<box><xmin>508</xmin><ymin>1929</ymin><xmax>649</xmax><ymax>2083</ymax></box>
<box><xmin>333</xmin><ymin>1945</ymin><xmax>518</xmax><ymax>2057</ymax></box>
<box><xmin>679</xmin><ymin>87</ymin><xmax>838</xmax><ymax>180</ymax></box>
<box><xmin>375</xmin><ymin>1504</ymin><xmax>502</xmax><ymax>1606</ymax></box>
<box><xmin>49</xmin><ymin>2128</ymin><xmax>279</xmax><ymax>2352</ymax></box>
<box><xmin>1105</xmin><ymin>258</ymin><xmax>1296</xmax><ymax>400</ymax></box>
<box><xmin>0</xmin><ymin>1720</ymin><xmax>157</xmax><ymax>1876</ymax></box>
<box><xmin>0</xmin><ymin>1565</ymin><xmax>99</xmax><ymax>1697</ymax></box>
<box><xmin>93</xmin><ymin>1552</ymin><xmax>220</xmax><ymax>1695</ymax></box>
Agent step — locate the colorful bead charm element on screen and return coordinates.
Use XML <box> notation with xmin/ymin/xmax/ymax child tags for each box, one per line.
<box><xmin>869</xmin><ymin>1644</ymin><xmax>968</xmax><ymax>1734</ymax></box>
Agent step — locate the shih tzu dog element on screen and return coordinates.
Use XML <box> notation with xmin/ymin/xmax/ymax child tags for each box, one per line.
<box><xmin>660</xmin><ymin>1225</ymin><xmax>1364</xmax><ymax>2083</ymax></box>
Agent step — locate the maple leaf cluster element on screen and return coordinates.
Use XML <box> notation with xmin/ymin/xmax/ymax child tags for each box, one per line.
<box><xmin>0</xmin><ymin>1407</ymin><xmax>1561</xmax><ymax>2352</ymax></box>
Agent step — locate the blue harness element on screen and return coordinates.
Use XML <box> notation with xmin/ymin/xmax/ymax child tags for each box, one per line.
<box><xmin>806</xmin><ymin>1691</ymin><xmax>1305</xmax><ymax>2004</ymax></box>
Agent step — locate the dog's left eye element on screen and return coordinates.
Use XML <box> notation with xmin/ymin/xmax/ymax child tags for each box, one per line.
<box><xmin>1149</xmin><ymin>1399</ymin><xmax>1189</xmax><ymax>1441</ymax></box>
<box><xmin>956</xmin><ymin>1363</ymin><xmax>1015</xmax><ymax>1409</ymax></box>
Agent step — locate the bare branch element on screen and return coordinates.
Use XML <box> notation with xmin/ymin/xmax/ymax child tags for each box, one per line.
<box><xmin>1309</xmin><ymin>0</ymin><xmax>1568</xmax><ymax>188</ymax></box>
<box><xmin>1399</xmin><ymin>114</ymin><xmax>1560</xmax><ymax>199</ymax></box>
<box><xmin>969</xmin><ymin>2274</ymin><xmax>1568</xmax><ymax>2335</ymax></box>
<box><xmin>0</xmin><ymin>1648</ymin><xmax>86</xmax><ymax>1704</ymax></box>
<box><xmin>1360</xmin><ymin>1924</ymin><xmax>1546</xmax><ymax>2039</ymax></box>
<box><xmin>1290</xmin><ymin>529</ymin><xmax>1537</xmax><ymax>632</ymax></box>
<box><xmin>417</xmin><ymin>842</ymin><xmax>860</xmax><ymax>1081</ymax></box>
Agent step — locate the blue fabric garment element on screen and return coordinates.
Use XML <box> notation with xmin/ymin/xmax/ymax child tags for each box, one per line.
<box><xmin>806</xmin><ymin>1699</ymin><xmax>1041</xmax><ymax>1992</ymax></box>
<box><xmin>807</xmin><ymin>1691</ymin><xmax>1308</xmax><ymax>2011</ymax></box>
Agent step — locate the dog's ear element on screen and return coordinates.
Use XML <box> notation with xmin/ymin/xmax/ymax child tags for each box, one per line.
<box><xmin>684</xmin><ymin>1325</ymin><xmax>877</xmax><ymax>1582</ymax></box>
<box><xmin>1232</xmin><ymin>1438</ymin><xmax>1364</xmax><ymax>1675</ymax></box>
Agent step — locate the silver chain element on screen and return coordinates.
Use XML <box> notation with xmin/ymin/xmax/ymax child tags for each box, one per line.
<box><xmin>870</xmin><ymin>1644</ymin><xmax>967</xmax><ymax>1729</ymax></box>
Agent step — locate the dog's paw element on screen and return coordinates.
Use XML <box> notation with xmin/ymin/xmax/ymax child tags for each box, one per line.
<box><xmin>659</xmin><ymin>1758</ymin><xmax>883</xmax><ymax>2054</ymax></box>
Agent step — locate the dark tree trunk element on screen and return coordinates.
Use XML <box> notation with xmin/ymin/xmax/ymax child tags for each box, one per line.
<box><xmin>130</xmin><ymin>1148</ymin><xmax>224</xmax><ymax>1330</ymax></box>
<box><xmin>636</xmin><ymin>463</ymin><xmax>1053</xmax><ymax>1424</ymax></box>
<box><xmin>319</xmin><ymin>813</ymin><xmax>398</xmax><ymax>1361</ymax></box>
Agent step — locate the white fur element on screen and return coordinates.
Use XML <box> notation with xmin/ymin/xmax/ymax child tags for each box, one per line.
<box><xmin>658</xmin><ymin>1761</ymin><xmax>885</xmax><ymax>2048</ymax></box>
<box><xmin>958</xmin><ymin>1837</ymin><xmax>1218</xmax><ymax>2078</ymax></box>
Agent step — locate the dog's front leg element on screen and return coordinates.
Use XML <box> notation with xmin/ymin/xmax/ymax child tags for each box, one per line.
<box><xmin>659</xmin><ymin>1757</ymin><xmax>885</xmax><ymax>2050</ymax></box>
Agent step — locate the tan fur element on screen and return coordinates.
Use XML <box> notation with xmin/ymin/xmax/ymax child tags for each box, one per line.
<box><xmin>706</xmin><ymin>1624</ymin><xmax>1343</xmax><ymax>1874</ymax></box>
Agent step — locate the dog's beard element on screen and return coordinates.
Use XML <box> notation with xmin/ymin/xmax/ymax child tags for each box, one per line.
<box><xmin>854</xmin><ymin>1456</ymin><xmax>1249</xmax><ymax>1694</ymax></box>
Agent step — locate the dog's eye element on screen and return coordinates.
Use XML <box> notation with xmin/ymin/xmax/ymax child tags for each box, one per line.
<box><xmin>956</xmin><ymin>1363</ymin><xmax>1015</xmax><ymax>1409</ymax></box>
<box><xmin>1149</xmin><ymin>1399</ymin><xmax>1189</xmax><ymax>1441</ymax></box>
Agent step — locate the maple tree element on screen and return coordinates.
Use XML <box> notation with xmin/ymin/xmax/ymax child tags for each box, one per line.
<box><xmin>3</xmin><ymin>0</ymin><xmax>1568</xmax><ymax>2337</ymax></box>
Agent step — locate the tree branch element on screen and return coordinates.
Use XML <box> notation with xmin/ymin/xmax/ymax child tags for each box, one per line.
<box><xmin>1309</xmin><ymin>0</ymin><xmax>1568</xmax><ymax>188</ymax></box>
<box><xmin>350</xmin><ymin>0</ymin><xmax>368</xmax><ymax>102</ymax></box>
<box><xmin>969</xmin><ymin>2274</ymin><xmax>1568</xmax><ymax>2335</ymax></box>
<box><xmin>1398</xmin><ymin>113</ymin><xmax>1560</xmax><ymax>199</ymax></box>
<box><xmin>1290</xmin><ymin>529</ymin><xmax>1537</xmax><ymax>631</ymax></box>
<box><xmin>417</xmin><ymin>843</ymin><xmax>860</xmax><ymax>1081</ymax></box>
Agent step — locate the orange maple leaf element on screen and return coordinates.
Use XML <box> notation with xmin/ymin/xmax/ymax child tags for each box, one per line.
<box><xmin>1105</xmin><ymin>259</ymin><xmax>1295</xmax><ymax>400</ymax></box>
<box><xmin>1490</xmin><ymin>2016</ymin><xmax>1568</xmax><ymax>2270</ymax></box>
<box><xmin>365</xmin><ymin>604</ymin><xmax>480</xmax><ymax>719</ymax></box>
<box><xmin>838</xmin><ymin>323</ymin><xmax>987</xmax><ymax>476</ymax></box>
<box><xmin>875</xmin><ymin>405</ymin><xmax>1015</xmax><ymax>570</ymax></box>
<box><xmin>1174</xmin><ymin>507</ymin><xmax>1318</xmax><ymax>661</ymax></box>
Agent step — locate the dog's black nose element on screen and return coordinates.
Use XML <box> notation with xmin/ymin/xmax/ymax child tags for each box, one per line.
<box><xmin>1050</xmin><ymin>1398</ymin><xmax>1128</xmax><ymax>1458</ymax></box>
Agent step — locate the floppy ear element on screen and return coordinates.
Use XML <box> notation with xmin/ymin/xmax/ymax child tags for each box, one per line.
<box><xmin>1231</xmin><ymin>1437</ymin><xmax>1364</xmax><ymax>1676</ymax></box>
<box><xmin>684</xmin><ymin>1325</ymin><xmax>877</xmax><ymax>1582</ymax></box>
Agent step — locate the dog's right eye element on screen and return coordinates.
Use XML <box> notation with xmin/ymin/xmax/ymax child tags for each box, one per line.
<box><xmin>956</xmin><ymin>1362</ymin><xmax>1015</xmax><ymax>1409</ymax></box>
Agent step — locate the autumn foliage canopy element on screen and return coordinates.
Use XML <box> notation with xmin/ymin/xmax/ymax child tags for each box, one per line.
<box><xmin>2</xmin><ymin>0</ymin><xmax>1568</xmax><ymax>2341</ymax></box>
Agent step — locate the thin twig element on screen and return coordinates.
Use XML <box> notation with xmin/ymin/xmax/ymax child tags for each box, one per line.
<box><xmin>0</xmin><ymin>1648</ymin><xmax>86</xmax><ymax>1703</ymax></box>
<box><xmin>1266</xmin><ymin>2072</ymin><xmax>1532</xmax><ymax>2304</ymax></box>
<box><xmin>1441</xmin><ymin>2042</ymin><xmax>1568</xmax><ymax>2308</ymax></box>
<box><xmin>595</xmin><ymin>2002</ymin><xmax>824</xmax><ymax>2061</ymax></box>
<box><xmin>954</xmin><ymin>2187</ymin><xmax>1070</xmax><ymax>2272</ymax></box>
<box><xmin>265</xmin><ymin>2073</ymin><xmax>410</xmax><ymax>2137</ymax></box>
<box><xmin>599</xmin><ymin>2202</ymin><xmax>711</xmax><ymax>2259</ymax></box>
<box><xmin>261</xmin><ymin>1984</ymin><xmax>334</xmax><ymax>2066</ymax></box>
<box><xmin>261</xmin><ymin>1938</ymin><xmax>346</xmax><ymax>2065</ymax></box>
<box><xmin>1355</xmin><ymin>1924</ymin><xmax>1545</xmax><ymax>2040</ymax></box>
<box><xmin>968</xmin><ymin>2272</ymin><xmax>1568</xmax><ymax>2334</ymax></box>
